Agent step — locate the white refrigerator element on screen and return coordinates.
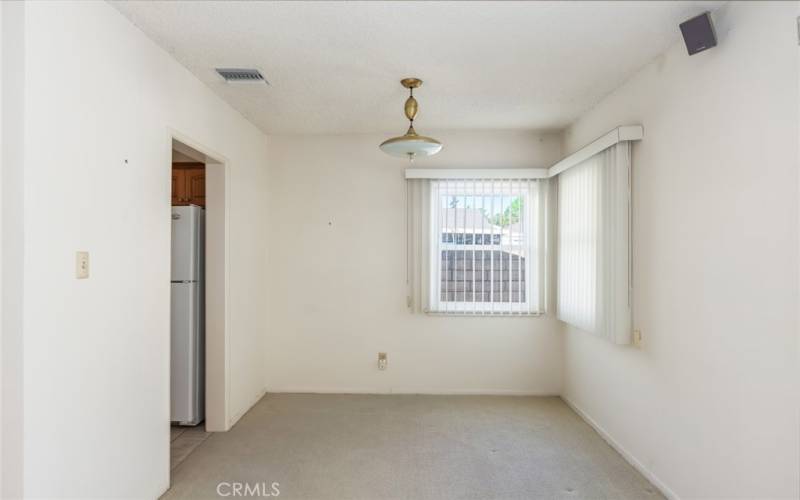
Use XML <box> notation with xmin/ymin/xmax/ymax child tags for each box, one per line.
<box><xmin>171</xmin><ymin>205</ymin><xmax>205</xmax><ymax>425</ymax></box>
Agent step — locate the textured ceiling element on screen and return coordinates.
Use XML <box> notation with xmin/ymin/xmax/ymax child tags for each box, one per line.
<box><xmin>111</xmin><ymin>1</ymin><xmax>723</xmax><ymax>135</ymax></box>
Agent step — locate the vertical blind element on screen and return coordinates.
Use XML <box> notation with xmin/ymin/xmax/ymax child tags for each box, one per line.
<box><xmin>407</xmin><ymin>177</ymin><xmax>548</xmax><ymax>315</ymax></box>
<box><xmin>557</xmin><ymin>158</ymin><xmax>598</xmax><ymax>332</ymax></box>
<box><xmin>557</xmin><ymin>142</ymin><xmax>632</xmax><ymax>344</ymax></box>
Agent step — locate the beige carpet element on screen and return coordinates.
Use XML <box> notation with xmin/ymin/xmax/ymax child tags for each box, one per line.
<box><xmin>163</xmin><ymin>394</ymin><xmax>662</xmax><ymax>500</ymax></box>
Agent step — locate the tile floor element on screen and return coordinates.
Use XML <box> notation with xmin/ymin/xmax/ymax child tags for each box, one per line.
<box><xmin>170</xmin><ymin>423</ymin><xmax>211</xmax><ymax>470</ymax></box>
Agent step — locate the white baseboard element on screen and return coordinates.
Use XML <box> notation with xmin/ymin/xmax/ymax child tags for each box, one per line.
<box><xmin>265</xmin><ymin>387</ymin><xmax>560</xmax><ymax>396</ymax></box>
<box><xmin>560</xmin><ymin>395</ymin><xmax>678</xmax><ymax>500</ymax></box>
<box><xmin>227</xmin><ymin>387</ymin><xmax>268</xmax><ymax>429</ymax></box>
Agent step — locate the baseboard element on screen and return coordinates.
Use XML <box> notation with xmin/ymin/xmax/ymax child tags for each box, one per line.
<box><xmin>560</xmin><ymin>395</ymin><xmax>679</xmax><ymax>500</ymax></box>
<box><xmin>265</xmin><ymin>387</ymin><xmax>560</xmax><ymax>396</ymax></box>
<box><xmin>227</xmin><ymin>387</ymin><xmax>268</xmax><ymax>429</ymax></box>
<box><xmin>156</xmin><ymin>479</ymin><xmax>170</xmax><ymax>500</ymax></box>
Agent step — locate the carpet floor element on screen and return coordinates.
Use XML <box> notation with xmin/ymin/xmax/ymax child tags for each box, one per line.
<box><xmin>162</xmin><ymin>394</ymin><xmax>662</xmax><ymax>500</ymax></box>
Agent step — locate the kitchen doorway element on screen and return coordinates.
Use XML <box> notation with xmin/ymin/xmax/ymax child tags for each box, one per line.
<box><xmin>168</xmin><ymin>135</ymin><xmax>230</xmax><ymax>474</ymax></box>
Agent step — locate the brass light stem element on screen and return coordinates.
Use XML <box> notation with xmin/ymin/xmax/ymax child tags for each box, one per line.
<box><xmin>379</xmin><ymin>77</ymin><xmax>441</xmax><ymax>161</ymax></box>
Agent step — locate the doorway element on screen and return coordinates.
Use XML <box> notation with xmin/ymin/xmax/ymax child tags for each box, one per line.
<box><xmin>168</xmin><ymin>136</ymin><xmax>229</xmax><ymax>473</ymax></box>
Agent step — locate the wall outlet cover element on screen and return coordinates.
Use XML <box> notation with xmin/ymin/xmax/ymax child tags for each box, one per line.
<box><xmin>632</xmin><ymin>329</ymin><xmax>643</xmax><ymax>348</ymax></box>
<box><xmin>76</xmin><ymin>251</ymin><xmax>90</xmax><ymax>279</ymax></box>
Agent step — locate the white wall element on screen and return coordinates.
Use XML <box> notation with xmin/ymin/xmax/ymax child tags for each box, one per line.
<box><xmin>16</xmin><ymin>1</ymin><xmax>269</xmax><ymax>497</ymax></box>
<box><xmin>265</xmin><ymin>131</ymin><xmax>564</xmax><ymax>395</ymax></box>
<box><xmin>560</xmin><ymin>2</ymin><xmax>799</xmax><ymax>498</ymax></box>
<box><xmin>9</xmin><ymin>1</ymin><xmax>798</xmax><ymax>498</ymax></box>
<box><xmin>1</xmin><ymin>2</ymin><xmax>24</xmax><ymax>497</ymax></box>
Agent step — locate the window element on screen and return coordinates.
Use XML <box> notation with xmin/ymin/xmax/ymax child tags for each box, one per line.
<box><xmin>405</xmin><ymin>129</ymin><xmax>634</xmax><ymax>339</ymax></box>
<box><xmin>423</xmin><ymin>179</ymin><xmax>547</xmax><ymax>315</ymax></box>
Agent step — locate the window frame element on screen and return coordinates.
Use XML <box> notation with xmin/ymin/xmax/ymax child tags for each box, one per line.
<box><xmin>427</xmin><ymin>179</ymin><xmax>537</xmax><ymax>316</ymax></box>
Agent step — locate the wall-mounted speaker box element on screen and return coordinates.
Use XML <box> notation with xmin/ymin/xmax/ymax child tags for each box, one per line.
<box><xmin>679</xmin><ymin>12</ymin><xmax>717</xmax><ymax>55</ymax></box>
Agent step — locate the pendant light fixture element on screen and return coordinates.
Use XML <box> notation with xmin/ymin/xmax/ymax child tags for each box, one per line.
<box><xmin>379</xmin><ymin>78</ymin><xmax>442</xmax><ymax>161</ymax></box>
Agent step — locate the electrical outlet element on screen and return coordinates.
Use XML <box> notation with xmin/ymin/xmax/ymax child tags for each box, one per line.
<box><xmin>378</xmin><ymin>352</ymin><xmax>388</xmax><ymax>370</ymax></box>
<box><xmin>632</xmin><ymin>329</ymin><xmax>643</xmax><ymax>348</ymax></box>
<box><xmin>75</xmin><ymin>251</ymin><xmax>90</xmax><ymax>279</ymax></box>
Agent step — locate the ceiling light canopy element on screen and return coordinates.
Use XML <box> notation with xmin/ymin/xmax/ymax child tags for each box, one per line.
<box><xmin>379</xmin><ymin>78</ymin><xmax>442</xmax><ymax>161</ymax></box>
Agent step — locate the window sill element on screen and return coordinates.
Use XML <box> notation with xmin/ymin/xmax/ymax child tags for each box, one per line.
<box><xmin>424</xmin><ymin>310</ymin><xmax>545</xmax><ymax>318</ymax></box>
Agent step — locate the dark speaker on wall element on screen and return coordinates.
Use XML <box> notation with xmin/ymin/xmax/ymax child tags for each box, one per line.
<box><xmin>680</xmin><ymin>12</ymin><xmax>717</xmax><ymax>56</ymax></box>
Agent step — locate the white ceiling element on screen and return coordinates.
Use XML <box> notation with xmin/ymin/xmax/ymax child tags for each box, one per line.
<box><xmin>112</xmin><ymin>1</ymin><xmax>723</xmax><ymax>135</ymax></box>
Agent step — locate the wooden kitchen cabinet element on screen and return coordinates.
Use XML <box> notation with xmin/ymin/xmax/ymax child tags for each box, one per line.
<box><xmin>172</xmin><ymin>163</ymin><xmax>206</xmax><ymax>207</ymax></box>
<box><xmin>171</xmin><ymin>169</ymin><xmax>185</xmax><ymax>206</ymax></box>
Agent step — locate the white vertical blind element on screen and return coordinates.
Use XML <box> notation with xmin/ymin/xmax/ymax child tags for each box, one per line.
<box><xmin>597</xmin><ymin>142</ymin><xmax>632</xmax><ymax>343</ymax></box>
<box><xmin>557</xmin><ymin>142</ymin><xmax>632</xmax><ymax>343</ymax></box>
<box><xmin>406</xmin><ymin>179</ymin><xmax>431</xmax><ymax>313</ymax></box>
<box><xmin>557</xmin><ymin>157</ymin><xmax>598</xmax><ymax>332</ymax></box>
<box><xmin>407</xmin><ymin>177</ymin><xmax>548</xmax><ymax>315</ymax></box>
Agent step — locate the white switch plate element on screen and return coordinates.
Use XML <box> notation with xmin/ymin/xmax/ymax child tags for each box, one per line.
<box><xmin>76</xmin><ymin>251</ymin><xmax>89</xmax><ymax>279</ymax></box>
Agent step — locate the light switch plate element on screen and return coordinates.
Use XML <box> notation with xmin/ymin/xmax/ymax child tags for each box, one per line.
<box><xmin>632</xmin><ymin>329</ymin><xmax>643</xmax><ymax>348</ymax></box>
<box><xmin>76</xmin><ymin>251</ymin><xmax>89</xmax><ymax>279</ymax></box>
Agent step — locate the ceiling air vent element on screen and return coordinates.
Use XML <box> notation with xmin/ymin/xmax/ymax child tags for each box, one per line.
<box><xmin>215</xmin><ymin>68</ymin><xmax>268</xmax><ymax>84</ymax></box>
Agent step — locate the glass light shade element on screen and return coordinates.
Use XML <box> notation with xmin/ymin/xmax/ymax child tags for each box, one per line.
<box><xmin>379</xmin><ymin>130</ymin><xmax>442</xmax><ymax>160</ymax></box>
